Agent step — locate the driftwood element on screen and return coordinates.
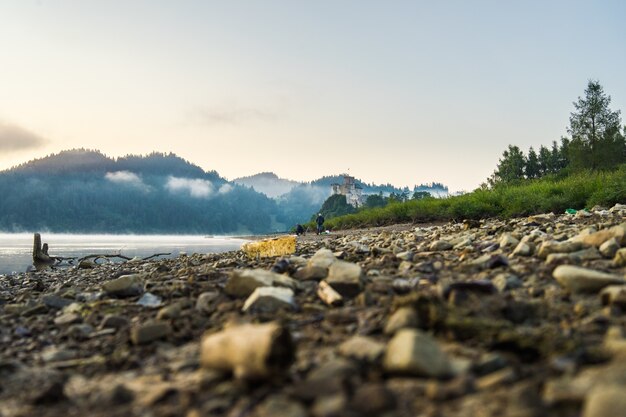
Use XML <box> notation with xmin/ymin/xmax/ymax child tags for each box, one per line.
<box><xmin>32</xmin><ymin>233</ymin><xmax>171</xmax><ymax>270</ymax></box>
<box><xmin>33</xmin><ymin>233</ymin><xmax>57</xmax><ymax>270</ymax></box>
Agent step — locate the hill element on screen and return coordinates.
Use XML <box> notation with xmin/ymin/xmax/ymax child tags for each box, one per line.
<box><xmin>0</xmin><ymin>150</ymin><xmax>282</xmax><ymax>234</ymax></box>
<box><xmin>233</xmin><ymin>172</ymin><xmax>299</xmax><ymax>198</ymax></box>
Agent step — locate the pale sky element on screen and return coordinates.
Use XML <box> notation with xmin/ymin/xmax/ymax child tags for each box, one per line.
<box><xmin>0</xmin><ymin>1</ymin><xmax>624</xmax><ymax>192</ymax></box>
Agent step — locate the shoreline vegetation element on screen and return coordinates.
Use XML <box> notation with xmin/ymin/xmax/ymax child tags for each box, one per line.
<box><xmin>314</xmin><ymin>165</ymin><xmax>626</xmax><ymax>231</ymax></box>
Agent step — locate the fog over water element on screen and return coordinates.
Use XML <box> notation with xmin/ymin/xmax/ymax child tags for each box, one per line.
<box><xmin>0</xmin><ymin>234</ymin><xmax>247</xmax><ymax>275</ymax></box>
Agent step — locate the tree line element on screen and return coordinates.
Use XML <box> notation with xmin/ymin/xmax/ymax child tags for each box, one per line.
<box><xmin>489</xmin><ymin>80</ymin><xmax>625</xmax><ymax>186</ymax></box>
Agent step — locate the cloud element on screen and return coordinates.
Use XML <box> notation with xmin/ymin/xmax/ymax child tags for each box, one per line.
<box><xmin>105</xmin><ymin>171</ymin><xmax>149</xmax><ymax>190</ymax></box>
<box><xmin>166</xmin><ymin>176</ymin><xmax>215</xmax><ymax>198</ymax></box>
<box><xmin>189</xmin><ymin>105</ymin><xmax>276</xmax><ymax>127</ymax></box>
<box><xmin>218</xmin><ymin>183</ymin><xmax>233</xmax><ymax>194</ymax></box>
<box><xmin>0</xmin><ymin>122</ymin><xmax>47</xmax><ymax>152</ymax></box>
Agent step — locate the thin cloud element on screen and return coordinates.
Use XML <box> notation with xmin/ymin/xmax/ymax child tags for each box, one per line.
<box><xmin>189</xmin><ymin>105</ymin><xmax>277</xmax><ymax>127</ymax></box>
<box><xmin>218</xmin><ymin>183</ymin><xmax>233</xmax><ymax>194</ymax></box>
<box><xmin>0</xmin><ymin>122</ymin><xmax>48</xmax><ymax>152</ymax></box>
<box><xmin>105</xmin><ymin>171</ymin><xmax>150</xmax><ymax>191</ymax></box>
<box><xmin>166</xmin><ymin>176</ymin><xmax>215</xmax><ymax>198</ymax></box>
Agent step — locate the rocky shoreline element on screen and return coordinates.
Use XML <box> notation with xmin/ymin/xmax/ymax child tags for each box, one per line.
<box><xmin>2</xmin><ymin>205</ymin><xmax>626</xmax><ymax>417</ymax></box>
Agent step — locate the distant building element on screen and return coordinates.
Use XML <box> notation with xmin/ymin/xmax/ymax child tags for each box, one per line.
<box><xmin>331</xmin><ymin>175</ymin><xmax>364</xmax><ymax>207</ymax></box>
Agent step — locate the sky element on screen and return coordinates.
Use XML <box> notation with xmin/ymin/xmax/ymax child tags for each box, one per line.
<box><xmin>0</xmin><ymin>1</ymin><xmax>625</xmax><ymax>192</ymax></box>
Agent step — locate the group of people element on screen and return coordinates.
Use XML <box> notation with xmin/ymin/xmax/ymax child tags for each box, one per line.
<box><xmin>295</xmin><ymin>213</ymin><xmax>325</xmax><ymax>236</ymax></box>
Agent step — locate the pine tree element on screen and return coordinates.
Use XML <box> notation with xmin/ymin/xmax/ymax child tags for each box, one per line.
<box><xmin>567</xmin><ymin>80</ymin><xmax>624</xmax><ymax>170</ymax></box>
<box><xmin>525</xmin><ymin>147</ymin><xmax>540</xmax><ymax>179</ymax></box>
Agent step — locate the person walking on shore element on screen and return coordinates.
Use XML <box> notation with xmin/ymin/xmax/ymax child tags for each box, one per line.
<box><xmin>316</xmin><ymin>213</ymin><xmax>325</xmax><ymax>235</ymax></box>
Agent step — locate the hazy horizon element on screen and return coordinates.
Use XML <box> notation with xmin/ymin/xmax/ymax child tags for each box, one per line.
<box><xmin>1</xmin><ymin>1</ymin><xmax>625</xmax><ymax>192</ymax></box>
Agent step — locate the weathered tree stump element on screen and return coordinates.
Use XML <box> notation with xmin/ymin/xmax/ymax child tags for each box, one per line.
<box><xmin>33</xmin><ymin>233</ymin><xmax>56</xmax><ymax>270</ymax></box>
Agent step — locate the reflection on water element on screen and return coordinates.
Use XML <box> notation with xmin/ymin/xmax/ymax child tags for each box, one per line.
<box><xmin>0</xmin><ymin>233</ymin><xmax>248</xmax><ymax>275</ymax></box>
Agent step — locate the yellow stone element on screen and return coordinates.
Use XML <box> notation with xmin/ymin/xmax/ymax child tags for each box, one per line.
<box><xmin>242</xmin><ymin>235</ymin><xmax>296</xmax><ymax>259</ymax></box>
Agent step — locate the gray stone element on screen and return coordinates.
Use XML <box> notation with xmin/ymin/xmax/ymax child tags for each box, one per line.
<box><xmin>242</xmin><ymin>287</ymin><xmax>297</xmax><ymax>313</ymax></box>
<box><xmin>553</xmin><ymin>265</ymin><xmax>625</xmax><ymax>293</ymax></box>
<box><xmin>131</xmin><ymin>321</ymin><xmax>170</xmax><ymax>345</ymax></box>
<box><xmin>308</xmin><ymin>248</ymin><xmax>336</xmax><ymax>269</ymax></box>
<box><xmin>41</xmin><ymin>295</ymin><xmax>73</xmax><ymax>309</ymax></box>
<box><xmin>325</xmin><ymin>261</ymin><xmax>363</xmax><ymax>297</ymax></box>
<box><xmin>337</xmin><ymin>335</ymin><xmax>385</xmax><ymax>363</ymax></box>
<box><xmin>102</xmin><ymin>274</ymin><xmax>144</xmax><ymax>297</ymax></box>
<box><xmin>224</xmin><ymin>269</ymin><xmax>275</xmax><ymax>297</ymax></box>
<box><xmin>293</xmin><ymin>266</ymin><xmax>328</xmax><ymax>281</ymax></box>
<box><xmin>136</xmin><ymin>292</ymin><xmax>162</xmax><ymax>308</ymax></box>
<box><xmin>383</xmin><ymin>329</ymin><xmax>452</xmax><ymax>378</ymax></box>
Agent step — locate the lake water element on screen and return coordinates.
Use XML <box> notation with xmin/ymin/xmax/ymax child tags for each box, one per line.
<box><xmin>0</xmin><ymin>233</ymin><xmax>249</xmax><ymax>275</ymax></box>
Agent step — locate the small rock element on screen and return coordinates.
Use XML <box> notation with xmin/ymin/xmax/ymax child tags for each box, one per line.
<box><xmin>131</xmin><ymin>321</ymin><xmax>170</xmax><ymax>345</ymax></box>
<box><xmin>499</xmin><ymin>233</ymin><xmax>519</xmax><ymax>250</ymax></box>
<box><xmin>54</xmin><ymin>313</ymin><xmax>82</xmax><ymax>326</ymax></box>
<box><xmin>41</xmin><ymin>346</ymin><xmax>78</xmax><ymax>363</ymax></box>
<box><xmin>67</xmin><ymin>324</ymin><xmax>94</xmax><ymax>339</ymax></box>
<box><xmin>338</xmin><ymin>335</ymin><xmax>385</xmax><ymax>363</ymax></box>
<box><xmin>351</xmin><ymin>383</ymin><xmax>396</xmax><ymax>416</ymax></box>
<box><xmin>325</xmin><ymin>261</ymin><xmax>363</xmax><ymax>297</ymax></box>
<box><xmin>102</xmin><ymin>274</ymin><xmax>144</xmax><ymax>297</ymax></box>
<box><xmin>600</xmin><ymin>237</ymin><xmax>620</xmax><ymax>259</ymax></box>
<box><xmin>512</xmin><ymin>241</ymin><xmax>533</xmax><ymax>257</ymax></box>
<box><xmin>493</xmin><ymin>273</ymin><xmax>522</xmax><ymax>292</ymax></box>
<box><xmin>224</xmin><ymin>269</ymin><xmax>275</xmax><ymax>297</ymax></box>
<box><xmin>538</xmin><ymin>241</ymin><xmax>585</xmax><ymax>258</ymax></box>
<box><xmin>601</xmin><ymin>285</ymin><xmax>626</xmax><ymax>308</ymax></box>
<box><xmin>196</xmin><ymin>291</ymin><xmax>220</xmax><ymax>313</ymax></box>
<box><xmin>100</xmin><ymin>314</ymin><xmax>130</xmax><ymax>329</ymax></box>
<box><xmin>384</xmin><ymin>307</ymin><xmax>419</xmax><ymax>335</ymax></box>
<box><xmin>583</xmin><ymin>386</ymin><xmax>626</xmax><ymax>417</ymax></box>
<box><xmin>255</xmin><ymin>394</ymin><xmax>307</xmax><ymax>417</ymax></box>
<box><xmin>317</xmin><ymin>280</ymin><xmax>343</xmax><ymax>307</ymax></box>
<box><xmin>200</xmin><ymin>322</ymin><xmax>293</xmax><ymax>379</ymax></box>
<box><xmin>157</xmin><ymin>303</ymin><xmax>183</xmax><ymax>320</ymax></box>
<box><xmin>430</xmin><ymin>240</ymin><xmax>453</xmax><ymax>251</ymax></box>
<box><xmin>136</xmin><ymin>292</ymin><xmax>162</xmax><ymax>308</ymax></box>
<box><xmin>308</xmin><ymin>248</ymin><xmax>336</xmax><ymax>269</ymax></box>
<box><xmin>614</xmin><ymin>248</ymin><xmax>626</xmax><ymax>267</ymax></box>
<box><xmin>293</xmin><ymin>266</ymin><xmax>328</xmax><ymax>281</ymax></box>
<box><xmin>41</xmin><ymin>295</ymin><xmax>73</xmax><ymax>309</ymax></box>
<box><xmin>242</xmin><ymin>287</ymin><xmax>297</xmax><ymax>313</ymax></box>
<box><xmin>383</xmin><ymin>329</ymin><xmax>452</xmax><ymax>378</ymax></box>
<box><xmin>575</xmin><ymin>225</ymin><xmax>626</xmax><ymax>247</ymax></box>
<box><xmin>553</xmin><ymin>265</ymin><xmax>625</xmax><ymax>293</ymax></box>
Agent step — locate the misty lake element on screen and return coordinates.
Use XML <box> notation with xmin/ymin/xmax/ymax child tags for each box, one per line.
<box><xmin>0</xmin><ymin>233</ymin><xmax>249</xmax><ymax>275</ymax></box>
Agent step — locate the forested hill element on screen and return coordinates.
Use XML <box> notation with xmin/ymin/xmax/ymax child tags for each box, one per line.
<box><xmin>0</xmin><ymin>150</ymin><xmax>282</xmax><ymax>234</ymax></box>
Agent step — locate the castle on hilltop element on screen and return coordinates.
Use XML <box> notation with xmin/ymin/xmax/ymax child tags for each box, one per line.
<box><xmin>331</xmin><ymin>175</ymin><xmax>364</xmax><ymax>207</ymax></box>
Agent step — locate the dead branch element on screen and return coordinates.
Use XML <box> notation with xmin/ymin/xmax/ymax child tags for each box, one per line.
<box><xmin>142</xmin><ymin>253</ymin><xmax>171</xmax><ymax>261</ymax></box>
<box><xmin>33</xmin><ymin>233</ymin><xmax>172</xmax><ymax>269</ymax></box>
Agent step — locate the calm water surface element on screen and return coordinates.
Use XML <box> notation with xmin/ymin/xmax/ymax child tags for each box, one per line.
<box><xmin>0</xmin><ymin>233</ymin><xmax>248</xmax><ymax>275</ymax></box>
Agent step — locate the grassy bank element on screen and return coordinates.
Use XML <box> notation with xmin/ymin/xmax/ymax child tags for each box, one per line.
<box><xmin>321</xmin><ymin>166</ymin><xmax>626</xmax><ymax>230</ymax></box>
